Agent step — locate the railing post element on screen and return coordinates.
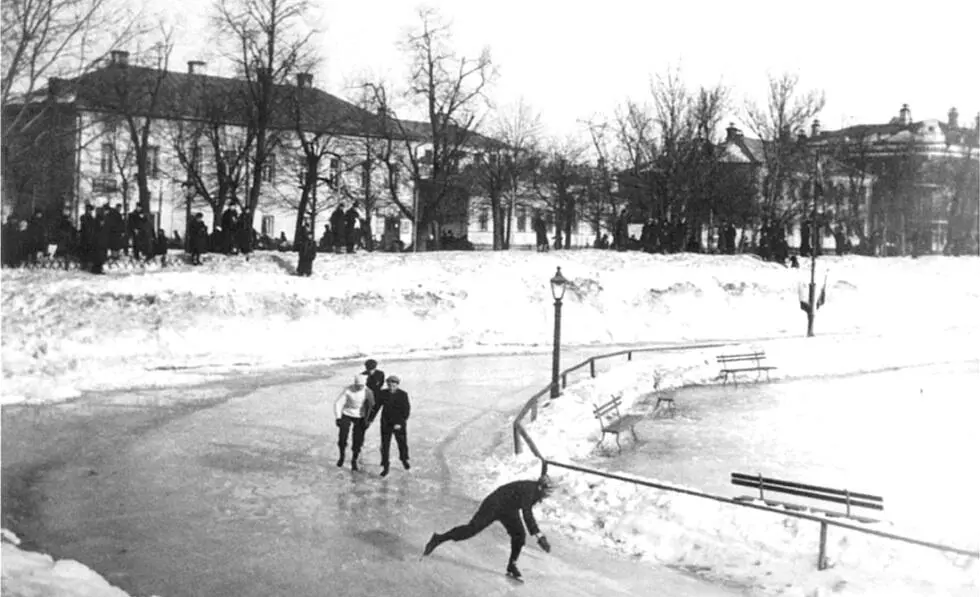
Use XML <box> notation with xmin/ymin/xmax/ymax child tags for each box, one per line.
<box><xmin>818</xmin><ymin>521</ymin><xmax>828</xmax><ymax>570</ymax></box>
<box><xmin>590</xmin><ymin>358</ymin><xmax>596</xmax><ymax>378</ymax></box>
<box><xmin>758</xmin><ymin>473</ymin><xmax>765</xmax><ymax>501</ymax></box>
<box><xmin>514</xmin><ymin>424</ymin><xmax>522</xmax><ymax>455</ymax></box>
<box><xmin>628</xmin><ymin>351</ymin><xmax>633</xmax><ymax>361</ymax></box>
<box><xmin>531</xmin><ymin>396</ymin><xmax>538</xmax><ymax>422</ymax></box>
<box><xmin>845</xmin><ymin>490</ymin><xmax>851</xmax><ymax>518</ymax></box>
<box><xmin>562</xmin><ymin>373</ymin><xmax>567</xmax><ymax>389</ymax></box>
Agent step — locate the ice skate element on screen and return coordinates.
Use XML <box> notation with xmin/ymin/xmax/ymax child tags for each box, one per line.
<box><xmin>506</xmin><ymin>561</ymin><xmax>524</xmax><ymax>582</ymax></box>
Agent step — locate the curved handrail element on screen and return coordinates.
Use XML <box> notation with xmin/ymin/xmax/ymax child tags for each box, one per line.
<box><xmin>512</xmin><ymin>343</ymin><xmax>980</xmax><ymax>564</ymax></box>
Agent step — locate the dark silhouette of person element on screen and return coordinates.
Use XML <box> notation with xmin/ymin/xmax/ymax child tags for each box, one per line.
<box><xmin>344</xmin><ymin>203</ymin><xmax>360</xmax><ymax>253</ymax></box>
<box><xmin>330</xmin><ymin>203</ymin><xmax>346</xmax><ymax>254</ymax></box>
<box><xmin>368</xmin><ymin>374</ymin><xmax>410</xmax><ymax>477</ymax></box>
<box><xmin>423</xmin><ymin>475</ymin><xmax>555</xmax><ymax>581</ymax></box>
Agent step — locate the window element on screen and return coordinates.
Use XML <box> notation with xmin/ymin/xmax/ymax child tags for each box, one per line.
<box><xmin>100</xmin><ymin>142</ymin><xmax>114</xmax><ymax>174</ymax></box>
<box><xmin>423</xmin><ymin>149</ymin><xmax>433</xmax><ymax>163</ymax></box>
<box><xmin>223</xmin><ymin>149</ymin><xmax>237</xmax><ymax>166</ymax></box>
<box><xmin>146</xmin><ymin>146</ymin><xmax>160</xmax><ymax>178</ymax></box>
<box><xmin>261</xmin><ymin>153</ymin><xmax>276</xmax><ymax>182</ymax></box>
<box><xmin>478</xmin><ymin>208</ymin><xmax>489</xmax><ymax>231</ymax></box>
<box><xmin>517</xmin><ymin>207</ymin><xmax>527</xmax><ymax>232</ymax></box>
<box><xmin>261</xmin><ymin>215</ymin><xmax>275</xmax><ymax>236</ymax></box>
<box><xmin>488</xmin><ymin>153</ymin><xmax>499</xmax><ymax>168</ymax></box>
<box><xmin>328</xmin><ymin>157</ymin><xmax>341</xmax><ymax>188</ymax></box>
<box><xmin>361</xmin><ymin>161</ymin><xmax>371</xmax><ymax>191</ymax></box>
<box><xmin>389</xmin><ymin>164</ymin><xmax>400</xmax><ymax>188</ymax></box>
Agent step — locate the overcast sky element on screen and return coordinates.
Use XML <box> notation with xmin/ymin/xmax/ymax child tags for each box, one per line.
<box><xmin>163</xmin><ymin>0</ymin><xmax>980</xmax><ymax>140</ymax></box>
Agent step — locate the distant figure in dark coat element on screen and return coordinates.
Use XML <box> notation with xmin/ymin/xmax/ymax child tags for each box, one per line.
<box><xmin>532</xmin><ymin>213</ymin><xmax>548</xmax><ymax>252</ymax></box>
<box><xmin>344</xmin><ymin>203</ymin><xmax>361</xmax><ymax>253</ymax></box>
<box><xmin>104</xmin><ymin>204</ymin><xmax>125</xmax><ymax>258</ymax></box>
<box><xmin>189</xmin><ymin>213</ymin><xmax>208</xmax><ymax>265</ymax></box>
<box><xmin>24</xmin><ymin>209</ymin><xmax>47</xmax><ymax>264</ymax></box>
<box><xmin>330</xmin><ymin>204</ymin><xmax>346</xmax><ymax>254</ymax></box>
<box><xmin>423</xmin><ymin>475</ymin><xmax>555</xmax><ymax>581</ymax></box>
<box><xmin>319</xmin><ymin>224</ymin><xmax>333</xmax><ymax>251</ymax></box>
<box><xmin>2</xmin><ymin>215</ymin><xmax>22</xmax><ymax>267</ymax></box>
<box><xmin>154</xmin><ymin>228</ymin><xmax>168</xmax><ymax>267</ymax></box>
<box><xmin>295</xmin><ymin>225</ymin><xmax>317</xmax><ymax>276</ymax></box>
<box><xmin>368</xmin><ymin>375</ymin><xmax>410</xmax><ymax>477</ymax></box>
<box><xmin>238</xmin><ymin>207</ymin><xmax>253</xmax><ymax>261</ymax></box>
<box><xmin>127</xmin><ymin>205</ymin><xmax>146</xmax><ymax>259</ymax></box>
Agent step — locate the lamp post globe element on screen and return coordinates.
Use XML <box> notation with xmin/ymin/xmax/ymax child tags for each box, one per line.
<box><xmin>550</xmin><ymin>267</ymin><xmax>567</xmax><ymax>398</ymax></box>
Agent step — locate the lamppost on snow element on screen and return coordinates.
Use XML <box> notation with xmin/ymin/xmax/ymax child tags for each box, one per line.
<box><xmin>550</xmin><ymin>266</ymin><xmax>568</xmax><ymax>399</ymax></box>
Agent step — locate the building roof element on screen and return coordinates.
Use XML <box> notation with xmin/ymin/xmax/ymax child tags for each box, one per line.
<box><xmin>34</xmin><ymin>64</ymin><xmax>422</xmax><ymax>140</ymax></box>
<box><xmin>814</xmin><ymin>118</ymin><xmax>978</xmax><ymax>151</ymax></box>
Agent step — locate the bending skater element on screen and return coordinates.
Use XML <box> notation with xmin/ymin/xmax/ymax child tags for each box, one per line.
<box><xmin>422</xmin><ymin>475</ymin><xmax>554</xmax><ymax>581</ymax></box>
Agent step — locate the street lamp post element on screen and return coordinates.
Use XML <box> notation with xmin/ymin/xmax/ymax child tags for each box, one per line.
<box><xmin>807</xmin><ymin>149</ymin><xmax>821</xmax><ymax>337</ymax></box>
<box><xmin>550</xmin><ymin>266</ymin><xmax>568</xmax><ymax>398</ymax></box>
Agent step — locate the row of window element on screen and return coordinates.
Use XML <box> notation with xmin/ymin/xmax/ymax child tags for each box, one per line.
<box><xmin>100</xmin><ymin>144</ymin><xmax>278</xmax><ymax>183</ymax></box>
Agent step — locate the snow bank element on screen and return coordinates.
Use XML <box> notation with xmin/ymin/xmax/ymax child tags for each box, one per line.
<box><xmin>474</xmin><ymin>333</ymin><xmax>979</xmax><ymax>596</ymax></box>
<box><xmin>1</xmin><ymin>530</ymin><xmax>158</xmax><ymax>597</ymax></box>
<box><xmin>3</xmin><ymin>251</ymin><xmax>978</xmax><ymax>404</ymax></box>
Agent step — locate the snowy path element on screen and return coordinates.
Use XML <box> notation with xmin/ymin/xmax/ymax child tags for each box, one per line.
<box><xmin>2</xmin><ymin>348</ymin><xmax>738</xmax><ymax>596</ymax></box>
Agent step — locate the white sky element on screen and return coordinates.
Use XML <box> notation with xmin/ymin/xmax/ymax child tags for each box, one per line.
<box><xmin>161</xmin><ymin>0</ymin><xmax>979</xmax><ymax>139</ymax></box>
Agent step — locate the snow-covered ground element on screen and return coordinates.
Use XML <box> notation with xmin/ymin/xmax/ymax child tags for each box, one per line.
<box><xmin>2</xmin><ymin>250</ymin><xmax>979</xmax><ymax>596</ymax></box>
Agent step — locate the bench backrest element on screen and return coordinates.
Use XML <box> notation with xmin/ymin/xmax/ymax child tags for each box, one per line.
<box><xmin>731</xmin><ymin>472</ymin><xmax>883</xmax><ymax>511</ymax></box>
<box><xmin>717</xmin><ymin>352</ymin><xmax>766</xmax><ymax>364</ymax></box>
<box><xmin>593</xmin><ymin>397</ymin><xmax>623</xmax><ymax>424</ymax></box>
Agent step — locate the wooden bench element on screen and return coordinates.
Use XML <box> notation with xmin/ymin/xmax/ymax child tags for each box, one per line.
<box><xmin>592</xmin><ymin>396</ymin><xmax>643</xmax><ymax>453</ymax></box>
<box><xmin>716</xmin><ymin>351</ymin><xmax>776</xmax><ymax>386</ymax></box>
<box><xmin>730</xmin><ymin>472</ymin><xmax>883</xmax><ymax>523</ymax></box>
<box><xmin>653</xmin><ymin>394</ymin><xmax>676</xmax><ymax>417</ymax></box>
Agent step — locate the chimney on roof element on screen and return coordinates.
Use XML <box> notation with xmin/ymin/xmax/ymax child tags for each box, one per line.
<box><xmin>48</xmin><ymin>77</ymin><xmax>64</xmax><ymax>97</ymax></box>
<box><xmin>811</xmin><ymin>119</ymin><xmax>821</xmax><ymax>138</ymax></box>
<box><xmin>110</xmin><ymin>50</ymin><xmax>130</xmax><ymax>67</ymax></box>
<box><xmin>899</xmin><ymin>103</ymin><xmax>912</xmax><ymax>126</ymax></box>
<box><xmin>948</xmin><ymin>107</ymin><xmax>959</xmax><ymax>129</ymax></box>
<box><xmin>725</xmin><ymin>122</ymin><xmax>741</xmax><ymax>141</ymax></box>
<box><xmin>187</xmin><ymin>61</ymin><xmax>206</xmax><ymax>75</ymax></box>
<box><xmin>296</xmin><ymin>72</ymin><xmax>313</xmax><ymax>88</ymax></box>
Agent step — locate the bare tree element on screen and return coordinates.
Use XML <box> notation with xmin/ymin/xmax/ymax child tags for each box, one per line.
<box><xmin>1</xmin><ymin>0</ymin><xmax>140</xmax><ymax>132</ymax></box>
<box><xmin>99</xmin><ymin>31</ymin><xmax>173</xmax><ymax>251</ymax></box>
<box><xmin>531</xmin><ymin>137</ymin><xmax>587</xmax><ymax>249</ymax></box>
<box><xmin>743</xmin><ymin>72</ymin><xmax>825</xmax><ymax>230</ymax></box>
<box><xmin>399</xmin><ymin>7</ymin><xmax>497</xmax><ymax>250</ymax></box>
<box><xmin>494</xmin><ymin>98</ymin><xmax>541</xmax><ymax>248</ymax></box>
<box><xmin>213</xmin><ymin>0</ymin><xmax>316</xmax><ymax>228</ymax></box>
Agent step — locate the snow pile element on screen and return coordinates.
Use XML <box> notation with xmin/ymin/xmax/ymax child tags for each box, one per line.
<box><xmin>3</xmin><ymin>251</ymin><xmax>978</xmax><ymax>404</ymax></box>
<box><xmin>1</xmin><ymin>530</ymin><xmax>158</xmax><ymax>597</ymax></box>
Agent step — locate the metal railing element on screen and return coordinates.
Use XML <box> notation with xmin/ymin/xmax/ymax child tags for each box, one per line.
<box><xmin>512</xmin><ymin>343</ymin><xmax>980</xmax><ymax>570</ymax></box>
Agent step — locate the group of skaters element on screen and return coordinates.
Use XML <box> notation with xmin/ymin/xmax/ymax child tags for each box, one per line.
<box><xmin>332</xmin><ymin>358</ymin><xmax>556</xmax><ymax>581</ymax></box>
<box><xmin>1</xmin><ymin>205</ymin><xmax>170</xmax><ymax>273</ymax></box>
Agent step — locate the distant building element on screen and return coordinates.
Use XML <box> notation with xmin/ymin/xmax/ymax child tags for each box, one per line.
<box><xmin>810</xmin><ymin>105</ymin><xmax>980</xmax><ymax>255</ymax></box>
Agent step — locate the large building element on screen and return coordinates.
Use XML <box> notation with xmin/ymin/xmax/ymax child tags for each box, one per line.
<box><xmin>809</xmin><ymin>105</ymin><xmax>980</xmax><ymax>255</ymax></box>
<box><xmin>2</xmin><ymin>50</ymin><xmax>593</xmax><ymax>251</ymax></box>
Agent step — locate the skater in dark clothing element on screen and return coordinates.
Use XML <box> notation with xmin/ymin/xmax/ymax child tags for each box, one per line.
<box><xmin>368</xmin><ymin>375</ymin><xmax>410</xmax><ymax>477</ymax></box>
<box><xmin>362</xmin><ymin>359</ymin><xmax>386</xmax><ymax>396</ymax></box>
<box><xmin>333</xmin><ymin>374</ymin><xmax>376</xmax><ymax>471</ymax></box>
<box><xmin>423</xmin><ymin>475</ymin><xmax>555</xmax><ymax>581</ymax></box>
<box><xmin>154</xmin><ymin>228</ymin><xmax>168</xmax><ymax>267</ymax></box>
<box><xmin>344</xmin><ymin>203</ymin><xmax>360</xmax><ymax>253</ymax></box>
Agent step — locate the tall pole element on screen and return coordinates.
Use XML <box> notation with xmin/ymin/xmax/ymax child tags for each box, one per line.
<box><xmin>551</xmin><ymin>297</ymin><xmax>563</xmax><ymax>398</ymax></box>
<box><xmin>807</xmin><ymin>150</ymin><xmax>819</xmax><ymax>337</ymax></box>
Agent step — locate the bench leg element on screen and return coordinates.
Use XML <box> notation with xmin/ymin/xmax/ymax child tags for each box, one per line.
<box><xmin>630</xmin><ymin>425</ymin><xmax>638</xmax><ymax>443</ymax></box>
